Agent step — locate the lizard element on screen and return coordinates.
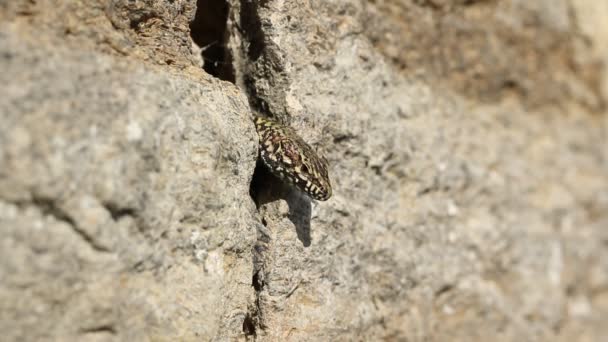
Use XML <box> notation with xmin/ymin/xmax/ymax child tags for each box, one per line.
<box><xmin>254</xmin><ymin>116</ymin><xmax>332</xmax><ymax>201</ymax></box>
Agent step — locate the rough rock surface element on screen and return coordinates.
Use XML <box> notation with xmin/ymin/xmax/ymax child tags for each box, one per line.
<box><xmin>1</xmin><ymin>0</ymin><xmax>607</xmax><ymax>341</ymax></box>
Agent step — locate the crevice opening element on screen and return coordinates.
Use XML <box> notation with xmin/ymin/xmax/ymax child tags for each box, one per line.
<box><xmin>190</xmin><ymin>0</ymin><xmax>235</xmax><ymax>82</ymax></box>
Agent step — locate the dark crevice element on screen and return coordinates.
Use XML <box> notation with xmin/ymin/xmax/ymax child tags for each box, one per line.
<box><xmin>435</xmin><ymin>284</ymin><xmax>454</xmax><ymax>297</ymax></box>
<box><xmin>333</xmin><ymin>133</ymin><xmax>356</xmax><ymax>144</ymax></box>
<box><xmin>249</xmin><ymin>216</ymin><xmax>270</xmax><ymax>337</ymax></box>
<box><xmin>71</xmin><ymin>227</ymin><xmax>111</xmax><ymax>253</ymax></box>
<box><xmin>240</xmin><ymin>0</ymin><xmax>266</xmax><ymax>61</ymax></box>
<box><xmin>249</xmin><ymin>159</ymin><xmax>300</xmax><ymax>210</ymax></box>
<box><xmin>244</xmin><ymin>75</ymin><xmax>272</xmax><ymax>116</ymax></box>
<box><xmin>31</xmin><ymin>196</ymin><xmax>75</xmax><ymax>227</ymax></box>
<box><xmin>242</xmin><ymin>312</ymin><xmax>256</xmax><ymax>337</ymax></box>
<box><xmin>252</xmin><ymin>270</ymin><xmax>264</xmax><ymax>292</ymax></box>
<box><xmin>236</xmin><ymin>1</ymin><xmax>275</xmax><ymax>336</ymax></box>
<box><xmin>244</xmin><ymin>270</ymin><xmax>264</xmax><ymax>337</ymax></box>
<box><xmin>239</xmin><ymin>0</ymin><xmax>276</xmax><ymax>117</ymax></box>
<box><xmin>102</xmin><ymin>201</ymin><xmax>137</xmax><ymax>221</ymax></box>
<box><xmin>28</xmin><ymin>196</ymin><xmax>111</xmax><ymax>253</ymax></box>
<box><xmin>80</xmin><ymin>325</ymin><xmax>117</xmax><ymax>335</ymax></box>
<box><xmin>249</xmin><ymin>161</ymin><xmax>269</xmax><ymax>208</ymax></box>
<box><xmin>249</xmin><ymin>162</ymin><xmax>262</xmax><ymax>208</ymax></box>
<box><xmin>190</xmin><ymin>0</ymin><xmax>235</xmax><ymax>82</ymax></box>
<box><xmin>249</xmin><ymin>160</ymin><xmax>290</xmax><ymax>209</ymax></box>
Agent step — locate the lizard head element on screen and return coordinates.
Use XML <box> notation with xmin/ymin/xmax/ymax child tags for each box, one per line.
<box><xmin>299</xmin><ymin>154</ymin><xmax>332</xmax><ymax>201</ymax></box>
<box><xmin>280</xmin><ymin>140</ymin><xmax>332</xmax><ymax>201</ymax></box>
<box><xmin>255</xmin><ymin>116</ymin><xmax>333</xmax><ymax>201</ymax></box>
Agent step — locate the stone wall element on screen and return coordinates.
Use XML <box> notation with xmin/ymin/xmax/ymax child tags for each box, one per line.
<box><xmin>1</xmin><ymin>0</ymin><xmax>606</xmax><ymax>341</ymax></box>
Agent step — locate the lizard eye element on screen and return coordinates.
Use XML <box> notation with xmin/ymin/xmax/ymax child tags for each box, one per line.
<box><xmin>300</xmin><ymin>164</ymin><xmax>309</xmax><ymax>174</ymax></box>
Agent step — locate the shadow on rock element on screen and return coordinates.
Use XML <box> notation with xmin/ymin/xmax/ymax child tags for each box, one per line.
<box><xmin>250</xmin><ymin>161</ymin><xmax>312</xmax><ymax>247</ymax></box>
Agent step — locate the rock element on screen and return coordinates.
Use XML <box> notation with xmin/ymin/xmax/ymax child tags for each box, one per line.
<box><xmin>0</xmin><ymin>22</ymin><xmax>257</xmax><ymax>341</ymax></box>
<box><xmin>1</xmin><ymin>0</ymin><xmax>607</xmax><ymax>341</ymax></box>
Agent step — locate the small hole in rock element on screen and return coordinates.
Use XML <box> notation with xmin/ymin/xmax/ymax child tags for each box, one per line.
<box><xmin>189</xmin><ymin>0</ymin><xmax>235</xmax><ymax>82</ymax></box>
<box><xmin>252</xmin><ymin>271</ymin><xmax>264</xmax><ymax>291</ymax></box>
<box><xmin>242</xmin><ymin>313</ymin><xmax>256</xmax><ymax>336</ymax></box>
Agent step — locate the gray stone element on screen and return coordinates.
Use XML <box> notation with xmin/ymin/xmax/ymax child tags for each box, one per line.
<box><xmin>0</xmin><ymin>23</ymin><xmax>257</xmax><ymax>341</ymax></box>
<box><xmin>1</xmin><ymin>0</ymin><xmax>607</xmax><ymax>341</ymax></box>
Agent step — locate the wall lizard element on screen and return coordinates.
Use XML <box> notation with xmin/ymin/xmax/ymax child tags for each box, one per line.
<box><xmin>254</xmin><ymin>116</ymin><xmax>332</xmax><ymax>201</ymax></box>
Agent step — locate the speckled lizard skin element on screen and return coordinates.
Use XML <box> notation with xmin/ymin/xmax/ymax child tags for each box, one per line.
<box><xmin>254</xmin><ymin>116</ymin><xmax>332</xmax><ymax>201</ymax></box>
